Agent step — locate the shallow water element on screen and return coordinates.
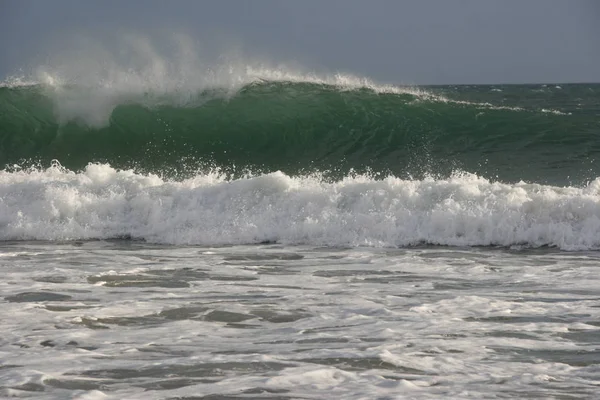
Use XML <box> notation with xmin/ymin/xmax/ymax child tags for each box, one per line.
<box><xmin>2</xmin><ymin>241</ymin><xmax>600</xmax><ymax>399</ymax></box>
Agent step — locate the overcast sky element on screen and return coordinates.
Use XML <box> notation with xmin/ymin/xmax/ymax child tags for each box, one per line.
<box><xmin>0</xmin><ymin>0</ymin><xmax>598</xmax><ymax>84</ymax></box>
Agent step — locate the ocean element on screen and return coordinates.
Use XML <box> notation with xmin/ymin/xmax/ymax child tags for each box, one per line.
<box><xmin>1</xmin><ymin>68</ymin><xmax>600</xmax><ymax>399</ymax></box>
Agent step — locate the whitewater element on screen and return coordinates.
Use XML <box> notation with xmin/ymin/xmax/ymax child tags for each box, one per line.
<box><xmin>2</xmin><ymin>40</ymin><xmax>600</xmax><ymax>399</ymax></box>
<box><xmin>2</xmin><ymin>163</ymin><xmax>600</xmax><ymax>250</ymax></box>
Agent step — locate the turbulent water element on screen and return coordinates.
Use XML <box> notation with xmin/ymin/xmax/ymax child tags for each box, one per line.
<box><xmin>1</xmin><ymin>64</ymin><xmax>600</xmax><ymax>399</ymax></box>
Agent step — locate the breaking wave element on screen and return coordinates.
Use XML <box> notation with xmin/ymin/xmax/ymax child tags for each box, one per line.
<box><xmin>2</xmin><ymin>163</ymin><xmax>600</xmax><ymax>250</ymax></box>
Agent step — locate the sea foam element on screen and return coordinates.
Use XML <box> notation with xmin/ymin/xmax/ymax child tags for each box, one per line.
<box><xmin>1</xmin><ymin>163</ymin><xmax>599</xmax><ymax>250</ymax></box>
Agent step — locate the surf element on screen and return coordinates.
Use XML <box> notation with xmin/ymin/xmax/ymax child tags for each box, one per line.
<box><xmin>2</xmin><ymin>163</ymin><xmax>600</xmax><ymax>250</ymax></box>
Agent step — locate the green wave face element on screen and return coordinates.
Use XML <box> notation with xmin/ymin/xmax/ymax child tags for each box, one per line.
<box><xmin>1</xmin><ymin>81</ymin><xmax>599</xmax><ymax>184</ymax></box>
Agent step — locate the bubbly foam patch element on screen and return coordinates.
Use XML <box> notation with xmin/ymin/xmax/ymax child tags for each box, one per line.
<box><xmin>1</xmin><ymin>163</ymin><xmax>599</xmax><ymax>249</ymax></box>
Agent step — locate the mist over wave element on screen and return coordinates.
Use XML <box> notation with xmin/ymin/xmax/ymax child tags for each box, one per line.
<box><xmin>3</xmin><ymin>34</ymin><xmax>428</xmax><ymax>128</ymax></box>
<box><xmin>2</xmin><ymin>163</ymin><xmax>600</xmax><ymax>250</ymax></box>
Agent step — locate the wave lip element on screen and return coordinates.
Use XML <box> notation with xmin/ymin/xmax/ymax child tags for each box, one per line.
<box><xmin>1</xmin><ymin>164</ymin><xmax>600</xmax><ymax>250</ymax></box>
<box><xmin>0</xmin><ymin>67</ymin><xmax>543</xmax><ymax>128</ymax></box>
<box><xmin>1</xmin><ymin>67</ymin><xmax>432</xmax><ymax>129</ymax></box>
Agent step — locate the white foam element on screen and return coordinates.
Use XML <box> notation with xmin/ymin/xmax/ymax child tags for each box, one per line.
<box><xmin>266</xmin><ymin>367</ymin><xmax>356</xmax><ymax>387</ymax></box>
<box><xmin>73</xmin><ymin>391</ymin><xmax>109</xmax><ymax>400</ymax></box>
<box><xmin>0</xmin><ymin>75</ymin><xmax>39</xmax><ymax>88</ymax></box>
<box><xmin>1</xmin><ymin>163</ymin><xmax>599</xmax><ymax>250</ymax></box>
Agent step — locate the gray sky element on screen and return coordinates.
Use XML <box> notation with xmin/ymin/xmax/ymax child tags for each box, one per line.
<box><xmin>1</xmin><ymin>0</ymin><xmax>598</xmax><ymax>84</ymax></box>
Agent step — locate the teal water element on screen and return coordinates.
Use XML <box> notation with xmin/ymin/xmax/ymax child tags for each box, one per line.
<box><xmin>1</xmin><ymin>81</ymin><xmax>599</xmax><ymax>184</ymax></box>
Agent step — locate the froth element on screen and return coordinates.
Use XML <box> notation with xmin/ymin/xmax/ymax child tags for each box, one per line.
<box><xmin>1</xmin><ymin>163</ymin><xmax>599</xmax><ymax>250</ymax></box>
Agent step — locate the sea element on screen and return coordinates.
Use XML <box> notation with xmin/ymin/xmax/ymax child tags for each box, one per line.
<box><xmin>1</xmin><ymin>65</ymin><xmax>600</xmax><ymax>399</ymax></box>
